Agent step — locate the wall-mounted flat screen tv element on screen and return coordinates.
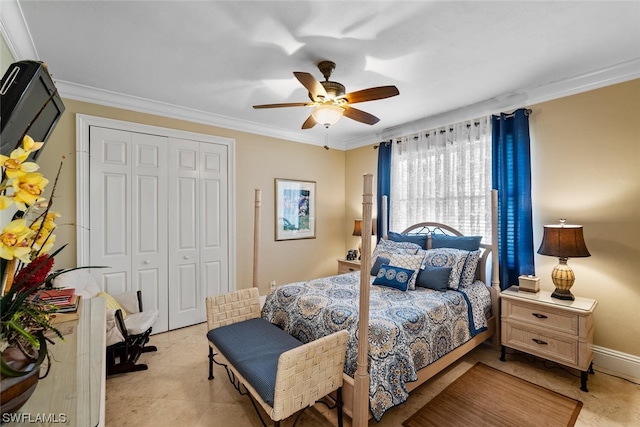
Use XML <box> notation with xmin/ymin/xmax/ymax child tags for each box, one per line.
<box><xmin>1</xmin><ymin>60</ymin><xmax>65</xmax><ymax>160</ymax></box>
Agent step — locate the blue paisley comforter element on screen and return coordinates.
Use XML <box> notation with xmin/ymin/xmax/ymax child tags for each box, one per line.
<box><xmin>261</xmin><ymin>271</ymin><xmax>491</xmax><ymax>421</ymax></box>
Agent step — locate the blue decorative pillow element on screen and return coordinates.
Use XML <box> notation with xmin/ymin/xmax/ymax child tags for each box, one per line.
<box><xmin>373</xmin><ymin>264</ymin><xmax>415</xmax><ymax>291</ymax></box>
<box><xmin>415</xmin><ymin>266</ymin><xmax>452</xmax><ymax>291</ymax></box>
<box><xmin>388</xmin><ymin>231</ymin><xmax>428</xmax><ymax>249</ymax></box>
<box><xmin>371</xmin><ymin>256</ymin><xmax>390</xmax><ymax>276</ymax></box>
<box><xmin>422</xmin><ymin>248</ymin><xmax>469</xmax><ymax>290</ymax></box>
<box><xmin>387</xmin><ymin>251</ymin><xmax>426</xmax><ymax>290</ymax></box>
<box><xmin>431</xmin><ymin>235</ymin><xmax>482</xmax><ymax>251</ymax></box>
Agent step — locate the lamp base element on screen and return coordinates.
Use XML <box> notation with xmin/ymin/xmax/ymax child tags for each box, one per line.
<box><xmin>550</xmin><ymin>258</ymin><xmax>576</xmax><ymax>301</ymax></box>
<box><xmin>551</xmin><ymin>288</ymin><xmax>575</xmax><ymax>301</ymax></box>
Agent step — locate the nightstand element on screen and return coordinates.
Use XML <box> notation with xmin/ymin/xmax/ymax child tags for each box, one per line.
<box><xmin>500</xmin><ymin>285</ymin><xmax>597</xmax><ymax>391</ymax></box>
<box><xmin>337</xmin><ymin>258</ymin><xmax>360</xmax><ymax>274</ymax></box>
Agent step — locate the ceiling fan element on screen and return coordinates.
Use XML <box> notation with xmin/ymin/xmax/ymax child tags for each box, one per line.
<box><xmin>253</xmin><ymin>61</ymin><xmax>399</xmax><ymax>129</ymax></box>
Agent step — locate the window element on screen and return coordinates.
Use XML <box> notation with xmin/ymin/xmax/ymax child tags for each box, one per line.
<box><xmin>390</xmin><ymin>117</ymin><xmax>492</xmax><ymax>240</ymax></box>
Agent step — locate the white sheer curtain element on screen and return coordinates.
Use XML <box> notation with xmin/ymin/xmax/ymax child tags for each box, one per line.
<box><xmin>390</xmin><ymin>116</ymin><xmax>492</xmax><ymax>241</ymax></box>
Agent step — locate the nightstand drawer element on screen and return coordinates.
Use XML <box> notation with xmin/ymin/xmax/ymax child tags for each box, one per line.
<box><xmin>503</xmin><ymin>299</ymin><xmax>578</xmax><ymax>335</ymax></box>
<box><xmin>503</xmin><ymin>323</ymin><xmax>578</xmax><ymax>366</ymax></box>
<box><xmin>337</xmin><ymin>259</ymin><xmax>360</xmax><ymax>274</ymax></box>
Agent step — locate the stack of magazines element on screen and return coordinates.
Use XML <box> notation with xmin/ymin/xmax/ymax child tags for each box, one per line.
<box><xmin>33</xmin><ymin>288</ymin><xmax>80</xmax><ymax>313</ymax></box>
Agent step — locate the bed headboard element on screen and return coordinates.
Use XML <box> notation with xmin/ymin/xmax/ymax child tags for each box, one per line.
<box><xmin>380</xmin><ymin>193</ymin><xmax>497</xmax><ymax>287</ymax></box>
<box><xmin>398</xmin><ymin>222</ymin><xmax>493</xmax><ymax>284</ymax></box>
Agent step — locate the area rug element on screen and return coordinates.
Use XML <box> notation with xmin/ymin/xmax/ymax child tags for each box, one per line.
<box><xmin>403</xmin><ymin>362</ymin><xmax>582</xmax><ymax>427</ymax></box>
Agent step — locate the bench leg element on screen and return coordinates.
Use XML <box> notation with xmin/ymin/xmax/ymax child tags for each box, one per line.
<box><xmin>208</xmin><ymin>346</ymin><xmax>215</xmax><ymax>380</ymax></box>
<box><xmin>336</xmin><ymin>387</ymin><xmax>343</xmax><ymax>427</ymax></box>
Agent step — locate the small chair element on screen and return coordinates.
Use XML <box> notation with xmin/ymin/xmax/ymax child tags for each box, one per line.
<box><xmin>103</xmin><ymin>290</ymin><xmax>159</xmax><ymax>375</ymax></box>
<box><xmin>52</xmin><ymin>270</ymin><xmax>159</xmax><ymax>375</ymax></box>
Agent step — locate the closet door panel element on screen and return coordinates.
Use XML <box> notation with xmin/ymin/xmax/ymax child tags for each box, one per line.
<box><xmin>131</xmin><ymin>133</ymin><xmax>168</xmax><ymax>332</ymax></box>
<box><xmin>89</xmin><ymin>127</ymin><xmax>132</xmax><ymax>294</ymax></box>
<box><xmin>168</xmin><ymin>139</ymin><xmax>202</xmax><ymax>329</ymax></box>
<box><xmin>200</xmin><ymin>144</ymin><xmax>229</xmax><ymax>302</ymax></box>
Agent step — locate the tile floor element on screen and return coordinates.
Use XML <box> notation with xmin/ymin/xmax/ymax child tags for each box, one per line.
<box><xmin>105</xmin><ymin>323</ymin><xmax>640</xmax><ymax>426</ymax></box>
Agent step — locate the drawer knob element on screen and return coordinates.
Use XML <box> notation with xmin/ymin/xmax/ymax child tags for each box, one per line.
<box><xmin>532</xmin><ymin>338</ymin><xmax>548</xmax><ymax>345</ymax></box>
<box><xmin>532</xmin><ymin>313</ymin><xmax>548</xmax><ymax>319</ymax></box>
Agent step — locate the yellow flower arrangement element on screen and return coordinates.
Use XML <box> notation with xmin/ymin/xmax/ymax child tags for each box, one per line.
<box><xmin>0</xmin><ymin>135</ymin><xmax>64</xmax><ymax>377</ymax></box>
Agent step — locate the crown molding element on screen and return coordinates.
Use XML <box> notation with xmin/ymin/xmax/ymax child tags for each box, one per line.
<box><xmin>0</xmin><ymin>0</ymin><xmax>38</xmax><ymax>59</ymax></box>
<box><xmin>361</xmin><ymin>57</ymin><xmax>640</xmax><ymax>150</ymax></box>
<box><xmin>56</xmin><ymin>80</ymin><xmax>328</xmax><ymax>148</ymax></box>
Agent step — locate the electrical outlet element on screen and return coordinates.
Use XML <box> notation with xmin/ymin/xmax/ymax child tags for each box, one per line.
<box><xmin>270</xmin><ymin>280</ymin><xmax>276</xmax><ymax>291</ymax></box>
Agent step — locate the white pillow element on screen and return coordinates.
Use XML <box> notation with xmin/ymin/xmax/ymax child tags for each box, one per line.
<box><xmin>52</xmin><ymin>269</ymin><xmax>101</xmax><ymax>298</ymax></box>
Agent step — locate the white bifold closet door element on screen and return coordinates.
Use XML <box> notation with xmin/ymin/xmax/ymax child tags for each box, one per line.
<box><xmin>89</xmin><ymin>126</ymin><xmax>169</xmax><ymax>332</ymax></box>
<box><xmin>89</xmin><ymin>127</ymin><xmax>229</xmax><ymax>333</ymax></box>
<box><xmin>167</xmin><ymin>138</ymin><xmax>228</xmax><ymax>330</ymax></box>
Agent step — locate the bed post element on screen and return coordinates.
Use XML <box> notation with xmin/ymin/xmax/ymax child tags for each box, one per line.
<box><xmin>353</xmin><ymin>173</ymin><xmax>374</xmax><ymax>427</ymax></box>
<box><xmin>253</xmin><ymin>189</ymin><xmax>261</xmax><ymax>288</ymax></box>
<box><xmin>491</xmin><ymin>189</ymin><xmax>501</xmax><ymax>345</ymax></box>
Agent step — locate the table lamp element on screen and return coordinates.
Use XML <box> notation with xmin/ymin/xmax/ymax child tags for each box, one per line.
<box><xmin>537</xmin><ymin>219</ymin><xmax>590</xmax><ymax>300</ymax></box>
<box><xmin>352</xmin><ymin>219</ymin><xmax>362</xmax><ymax>260</ymax></box>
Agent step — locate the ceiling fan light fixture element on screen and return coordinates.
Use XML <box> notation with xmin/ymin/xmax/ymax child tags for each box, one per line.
<box><xmin>312</xmin><ymin>104</ymin><xmax>343</xmax><ymax>127</ymax></box>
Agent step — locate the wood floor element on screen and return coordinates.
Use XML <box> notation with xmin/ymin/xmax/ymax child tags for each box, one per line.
<box><xmin>105</xmin><ymin>322</ymin><xmax>640</xmax><ymax>426</ymax></box>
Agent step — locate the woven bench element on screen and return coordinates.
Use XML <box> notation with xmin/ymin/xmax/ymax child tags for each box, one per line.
<box><xmin>206</xmin><ymin>288</ymin><xmax>348</xmax><ymax>427</ymax></box>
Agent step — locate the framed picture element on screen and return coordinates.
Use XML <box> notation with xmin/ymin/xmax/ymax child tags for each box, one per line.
<box><xmin>275</xmin><ymin>179</ymin><xmax>316</xmax><ymax>241</ymax></box>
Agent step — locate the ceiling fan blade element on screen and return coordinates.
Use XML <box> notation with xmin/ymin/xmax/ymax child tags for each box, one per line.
<box><xmin>343</xmin><ymin>106</ymin><xmax>380</xmax><ymax>125</ymax></box>
<box><xmin>301</xmin><ymin>114</ymin><xmax>317</xmax><ymax>129</ymax></box>
<box><xmin>253</xmin><ymin>102</ymin><xmax>311</xmax><ymax>109</ymax></box>
<box><xmin>294</xmin><ymin>72</ymin><xmax>328</xmax><ymax>101</ymax></box>
<box><xmin>342</xmin><ymin>86</ymin><xmax>399</xmax><ymax>104</ymax></box>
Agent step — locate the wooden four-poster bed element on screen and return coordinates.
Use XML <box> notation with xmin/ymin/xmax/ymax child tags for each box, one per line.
<box><xmin>253</xmin><ymin>174</ymin><xmax>501</xmax><ymax>425</ymax></box>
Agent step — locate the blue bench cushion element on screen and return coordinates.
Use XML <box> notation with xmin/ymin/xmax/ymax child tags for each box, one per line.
<box><xmin>207</xmin><ymin>318</ymin><xmax>302</xmax><ymax>406</ymax></box>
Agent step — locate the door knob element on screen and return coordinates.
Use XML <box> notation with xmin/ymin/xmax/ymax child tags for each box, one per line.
<box><xmin>144</xmin><ymin>260</ymin><xmax>150</xmax><ymax>264</ymax></box>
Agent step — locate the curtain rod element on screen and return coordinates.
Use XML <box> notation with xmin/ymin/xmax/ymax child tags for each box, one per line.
<box><xmin>494</xmin><ymin>108</ymin><xmax>532</xmax><ymax>119</ymax></box>
<box><xmin>374</xmin><ymin>108</ymin><xmax>532</xmax><ymax>148</ymax></box>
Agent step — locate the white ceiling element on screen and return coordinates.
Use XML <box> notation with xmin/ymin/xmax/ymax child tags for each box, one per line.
<box><xmin>2</xmin><ymin>1</ymin><xmax>639</xmax><ymax>149</ymax></box>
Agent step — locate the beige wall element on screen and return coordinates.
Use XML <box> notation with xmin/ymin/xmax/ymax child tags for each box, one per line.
<box><xmin>344</xmin><ymin>79</ymin><xmax>640</xmax><ymax>357</ymax></box>
<box><xmin>36</xmin><ymin>99</ymin><xmax>346</xmax><ymax>296</ymax></box>
<box><xmin>530</xmin><ymin>79</ymin><xmax>640</xmax><ymax>356</ymax></box>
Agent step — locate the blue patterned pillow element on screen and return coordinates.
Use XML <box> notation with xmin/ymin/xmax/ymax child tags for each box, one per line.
<box><xmin>387</xmin><ymin>251</ymin><xmax>426</xmax><ymax>290</ymax></box>
<box><xmin>373</xmin><ymin>239</ymin><xmax>421</xmax><ymax>256</ymax></box>
<box><xmin>415</xmin><ymin>266</ymin><xmax>452</xmax><ymax>291</ymax></box>
<box><xmin>373</xmin><ymin>264</ymin><xmax>415</xmax><ymax>291</ymax></box>
<box><xmin>460</xmin><ymin>250</ymin><xmax>481</xmax><ymax>286</ymax></box>
<box><xmin>422</xmin><ymin>248</ymin><xmax>469</xmax><ymax>290</ymax></box>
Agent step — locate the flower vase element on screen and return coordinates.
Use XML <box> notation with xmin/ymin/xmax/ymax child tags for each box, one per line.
<box><xmin>0</xmin><ymin>335</ymin><xmax>47</xmax><ymax>417</ymax></box>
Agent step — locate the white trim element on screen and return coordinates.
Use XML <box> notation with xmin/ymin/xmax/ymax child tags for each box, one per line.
<box><xmin>371</xmin><ymin>58</ymin><xmax>640</xmax><ymax>149</ymax></box>
<box><xmin>63</xmin><ymin>81</ymin><xmax>328</xmax><ymax>148</ymax></box>
<box><xmin>593</xmin><ymin>345</ymin><xmax>640</xmax><ymax>384</ymax></box>
<box><xmin>75</xmin><ymin>114</ymin><xmax>237</xmax><ymax>293</ymax></box>
<box><xmin>0</xmin><ymin>0</ymin><xmax>38</xmax><ymax>60</ymax></box>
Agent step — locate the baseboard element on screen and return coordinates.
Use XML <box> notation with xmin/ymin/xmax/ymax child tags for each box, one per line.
<box><xmin>593</xmin><ymin>345</ymin><xmax>640</xmax><ymax>383</ymax></box>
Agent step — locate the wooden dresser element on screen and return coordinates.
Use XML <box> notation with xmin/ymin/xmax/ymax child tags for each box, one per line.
<box><xmin>4</xmin><ymin>297</ymin><xmax>106</xmax><ymax>426</ymax></box>
<box><xmin>500</xmin><ymin>285</ymin><xmax>597</xmax><ymax>391</ymax></box>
